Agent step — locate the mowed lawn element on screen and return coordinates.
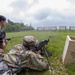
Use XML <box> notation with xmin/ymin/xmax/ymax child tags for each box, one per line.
<box><xmin>5</xmin><ymin>30</ymin><xmax>75</xmax><ymax>75</ymax></box>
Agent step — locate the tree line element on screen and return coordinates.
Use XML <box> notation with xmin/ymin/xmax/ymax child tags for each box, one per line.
<box><xmin>4</xmin><ymin>19</ymin><xmax>34</xmax><ymax>32</ymax></box>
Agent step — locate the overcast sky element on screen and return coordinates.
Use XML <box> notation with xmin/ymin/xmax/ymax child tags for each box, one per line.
<box><xmin>0</xmin><ymin>0</ymin><xmax>75</xmax><ymax>29</ymax></box>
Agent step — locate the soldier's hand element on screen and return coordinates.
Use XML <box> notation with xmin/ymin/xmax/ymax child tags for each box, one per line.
<box><xmin>35</xmin><ymin>50</ymin><xmax>41</xmax><ymax>54</ymax></box>
<box><xmin>0</xmin><ymin>48</ymin><xmax>4</xmax><ymax>56</ymax></box>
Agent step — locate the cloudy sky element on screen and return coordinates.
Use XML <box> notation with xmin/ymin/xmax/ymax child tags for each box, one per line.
<box><xmin>0</xmin><ymin>0</ymin><xmax>75</xmax><ymax>29</ymax></box>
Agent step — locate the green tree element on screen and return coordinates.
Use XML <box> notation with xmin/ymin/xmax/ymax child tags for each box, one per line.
<box><xmin>4</xmin><ymin>20</ymin><xmax>34</xmax><ymax>32</ymax></box>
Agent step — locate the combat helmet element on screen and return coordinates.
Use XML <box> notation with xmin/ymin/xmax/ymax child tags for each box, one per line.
<box><xmin>23</xmin><ymin>35</ymin><xmax>38</xmax><ymax>47</ymax></box>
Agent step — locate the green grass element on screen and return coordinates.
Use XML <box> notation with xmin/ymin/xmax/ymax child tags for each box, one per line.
<box><xmin>5</xmin><ymin>30</ymin><xmax>75</xmax><ymax>75</ymax></box>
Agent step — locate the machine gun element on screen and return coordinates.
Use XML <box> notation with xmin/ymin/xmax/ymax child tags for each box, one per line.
<box><xmin>32</xmin><ymin>37</ymin><xmax>54</xmax><ymax>73</ymax></box>
<box><xmin>32</xmin><ymin>37</ymin><xmax>52</xmax><ymax>56</ymax></box>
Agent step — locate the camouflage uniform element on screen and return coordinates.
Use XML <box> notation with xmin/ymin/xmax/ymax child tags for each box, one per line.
<box><xmin>3</xmin><ymin>36</ymin><xmax>49</xmax><ymax>73</ymax></box>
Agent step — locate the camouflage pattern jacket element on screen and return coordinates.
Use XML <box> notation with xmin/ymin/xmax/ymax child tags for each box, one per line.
<box><xmin>4</xmin><ymin>44</ymin><xmax>49</xmax><ymax>71</ymax></box>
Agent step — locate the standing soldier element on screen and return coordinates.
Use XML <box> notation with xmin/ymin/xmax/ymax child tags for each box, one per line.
<box><xmin>0</xmin><ymin>15</ymin><xmax>14</xmax><ymax>75</ymax></box>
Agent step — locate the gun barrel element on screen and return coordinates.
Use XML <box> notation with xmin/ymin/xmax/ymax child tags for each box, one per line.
<box><xmin>6</xmin><ymin>38</ymin><xmax>11</xmax><ymax>41</ymax></box>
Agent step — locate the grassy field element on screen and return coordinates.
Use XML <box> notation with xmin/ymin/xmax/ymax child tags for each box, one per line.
<box><xmin>5</xmin><ymin>30</ymin><xmax>75</xmax><ymax>75</ymax></box>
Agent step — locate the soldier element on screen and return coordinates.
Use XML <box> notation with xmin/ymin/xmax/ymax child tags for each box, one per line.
<box><xmin>0</xmin><ymin>15</ymin><xmax>15</xmax><ymax>75</ymax></box>
<box><xmin>3</xmin><ymin>36</ymin><xmax>49</xmax><ymax>74</ymax></box>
